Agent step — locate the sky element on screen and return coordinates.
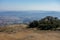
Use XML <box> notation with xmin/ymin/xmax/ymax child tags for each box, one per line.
<box><xmin>0</xmin><ymin>0</ymin><xmax>60</xmax><ymax>11</ymax></box>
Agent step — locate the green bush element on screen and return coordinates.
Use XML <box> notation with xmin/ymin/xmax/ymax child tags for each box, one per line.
<box><xmin>28</xmin><ymin>16</ymin><xmax>60</xmax><ymax>30</ymax></box>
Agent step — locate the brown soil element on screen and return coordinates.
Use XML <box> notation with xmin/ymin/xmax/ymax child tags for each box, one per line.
<box><xmin>0</xmin><ymin>24</ymin><xmax>60</xmax><ymax>40</ymax></box>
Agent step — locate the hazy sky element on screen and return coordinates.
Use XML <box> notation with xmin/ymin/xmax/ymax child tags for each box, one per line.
<box><xmin>0</xmin><ymin>0</ymin><xmax>60</xmax><ymax>11</ymax></box>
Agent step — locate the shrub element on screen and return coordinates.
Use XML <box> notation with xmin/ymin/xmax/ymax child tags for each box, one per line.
<box><xmin>28</xmin><ymin>16</ymin><xmax>60</xmax><ymax>30</ymax></box>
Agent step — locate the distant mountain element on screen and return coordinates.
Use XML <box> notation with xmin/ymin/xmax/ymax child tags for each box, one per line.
<box><xmin>0</xmin><ymin>11</ymin><xmax>60</xmax><ymax>25</ymax></box>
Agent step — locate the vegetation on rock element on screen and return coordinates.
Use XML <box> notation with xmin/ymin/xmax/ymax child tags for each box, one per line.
<box><xmin>28</xmin><ymin>16</ymin><xmax>60</xmax><ymax>30</ymax></box>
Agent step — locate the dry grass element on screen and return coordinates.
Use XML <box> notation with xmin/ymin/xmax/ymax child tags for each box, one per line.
<box><xmin>0</xmin><ymin>24</ymin><xmax>27</xmax><ymax>33</ymax></box>
<box><xmin>0</xmin><ymin>24</ymin><xmax>60</xmax><ymax>40</ymax></box>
